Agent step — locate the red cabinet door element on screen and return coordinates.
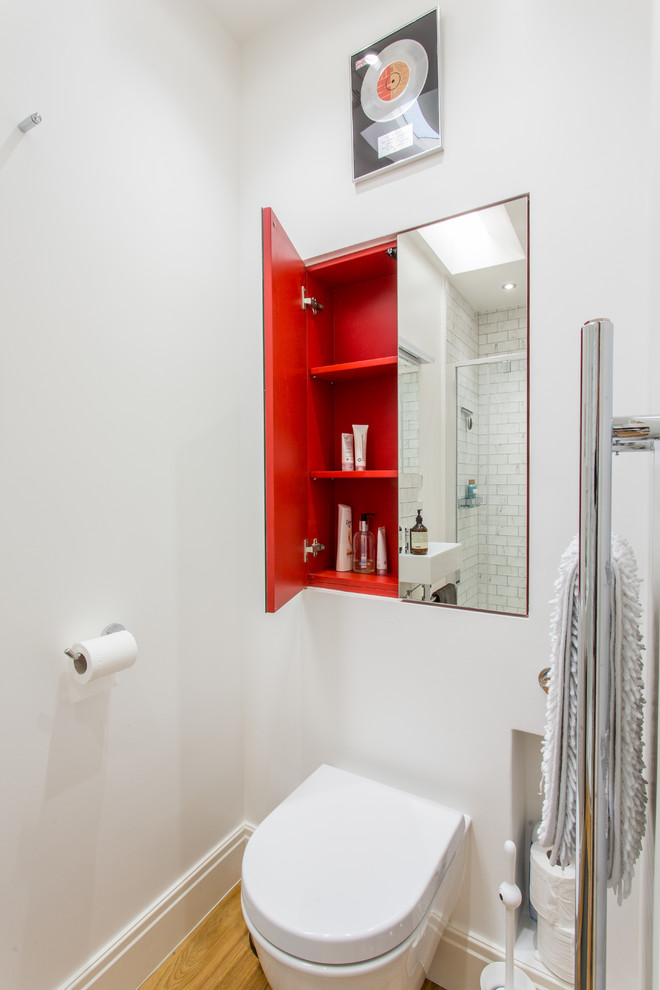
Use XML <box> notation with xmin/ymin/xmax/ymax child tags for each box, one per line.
<box><xmin>263</xmin><ymin>208</ymin><xmax>308</xmax><ymax>612</ymax></box>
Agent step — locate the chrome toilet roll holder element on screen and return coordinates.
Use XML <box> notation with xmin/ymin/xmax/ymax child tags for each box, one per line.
<box><xmin>64</xmin><ymin>622</ymin><xmax>126</xmax><ymax>675</ymax></box>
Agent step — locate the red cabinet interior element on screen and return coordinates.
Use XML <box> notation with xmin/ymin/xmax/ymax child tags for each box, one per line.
<box><xmin>264</xmin><ymin>208</ymin><xmax>399</xmax><ymax>612</ymax></box>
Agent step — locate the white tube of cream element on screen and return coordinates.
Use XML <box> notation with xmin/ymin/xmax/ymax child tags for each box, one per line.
<box><xmin>376</xmin><ymin>525</ymin><xmax>388</xmax><ymax>575</ymax></box>
<box><xmin>341</xmin><ymin>432</ymin><xmax>354</xmax><ymax>471</ymax></box>
<box><xmin>352</xmin><ymin>424</ymin><xmax>368</xmax><ymax>471</ymax></box>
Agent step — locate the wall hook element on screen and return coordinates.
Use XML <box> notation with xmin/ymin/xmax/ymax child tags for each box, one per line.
<box><xmin>18</xmin><ymin>113</ymin><xmax>42</xmax><ymax>133</ymax></box>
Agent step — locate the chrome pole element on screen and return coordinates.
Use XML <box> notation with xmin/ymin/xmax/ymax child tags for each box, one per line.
<box><xmin>577</xmin><ymin>319</ymin><xmax>613</xmax><ymax>990</ymax></box>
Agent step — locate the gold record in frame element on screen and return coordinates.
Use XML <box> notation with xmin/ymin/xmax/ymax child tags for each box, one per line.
<box><xmin>360</xmin><ymin>39</ymin><xmax>428</xmax><ymax>123</ymax></box>
<box><xmin>350</xmin><ymin>8</ymin><xmax>442</xmax><ymax>181</ymax></box>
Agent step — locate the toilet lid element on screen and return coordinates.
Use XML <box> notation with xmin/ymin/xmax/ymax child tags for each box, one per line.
<box><xmin>241</xmin><ymin>765</ymin><xmax>466</xmax><ymax>965</ymax></box>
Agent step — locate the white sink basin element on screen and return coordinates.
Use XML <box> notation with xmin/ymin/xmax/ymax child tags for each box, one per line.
<box><xmin>399</xmin><ymin>541</ymin><xmax>461</xmax><ymax>586</ymax></box>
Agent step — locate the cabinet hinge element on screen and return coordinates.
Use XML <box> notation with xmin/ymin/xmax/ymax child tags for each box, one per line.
<box><xmin>301</xmin><ymin>287</ymin><xmax>324</xmax><ymax>315</ymax></box>
<box><xmin>304</xmin><ymin>538</ymin><xmax>326</xmax><ymax>561</ymax></box>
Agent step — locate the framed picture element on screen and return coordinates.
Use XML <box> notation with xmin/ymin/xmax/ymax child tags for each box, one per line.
<box><xmin>349</xmin><ymin>8</ymin><xmax>442</xmax><ymax>182</ymax></box>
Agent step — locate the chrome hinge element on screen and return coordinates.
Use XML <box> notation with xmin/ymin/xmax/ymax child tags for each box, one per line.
<box><xmin>304</xmin><ymin>538</ymin><xmax>326</xmax><ymax>561</ymax></box>
<box><xmin>301</xmin><ymin>287</ymin><xmax>324</xmax><ymax>315</ymax></box>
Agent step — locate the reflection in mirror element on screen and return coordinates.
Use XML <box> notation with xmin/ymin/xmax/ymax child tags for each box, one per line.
<box><xmin>398</xmin><ymin>196</ymin><xmax>528</xmax><ymax>613</ymax></box>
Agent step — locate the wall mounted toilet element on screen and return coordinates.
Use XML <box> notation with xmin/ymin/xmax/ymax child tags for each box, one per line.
<box><xmin>241</xmin><ymin>764</ymin><xmax>468</xmax><ymax>990</ymax></box>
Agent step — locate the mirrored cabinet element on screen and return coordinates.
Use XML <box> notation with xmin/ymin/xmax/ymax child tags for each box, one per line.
<box><xmin>263</xmin><ymin>196</ymin><xmax>529</xmax><ymax>615</ymax></box>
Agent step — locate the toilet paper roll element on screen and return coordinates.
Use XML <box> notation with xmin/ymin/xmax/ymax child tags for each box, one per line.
<box><xmin>537</xmin><ymin>914</ymin><xmax>575</xmax><ymax>983</ymax></box>
<box><xmin>68</xmin><ymin>630</ymin><xmax>137</xmax><ymax>685</ymax></box>
<box><xmin>529</xmin><ymin>841</ymin><xmax>575</xmax><ymax>930</ymax></box>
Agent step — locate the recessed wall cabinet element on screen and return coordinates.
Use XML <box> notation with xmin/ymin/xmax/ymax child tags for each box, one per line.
<box><xmin>264</xmin><ymin>195</ymin><xmax>529</xmax><ymax>616</ymax></box>
<box><xmin>264</xmin><ymin>208</ymin><xmax>398</xmax><ymax>612</ymax></box>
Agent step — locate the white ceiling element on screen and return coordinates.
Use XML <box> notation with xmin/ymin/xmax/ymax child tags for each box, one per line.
<box><xmin>202</xmin><ymin>0</ymin><xmax>306</xmax><ymax>42</ymax></box>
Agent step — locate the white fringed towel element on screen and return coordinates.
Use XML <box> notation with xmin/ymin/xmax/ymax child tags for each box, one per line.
<box><xmin>539</xmin><ymin>535</ymin><xmax>647</xmax><ymax>903</ymax></box>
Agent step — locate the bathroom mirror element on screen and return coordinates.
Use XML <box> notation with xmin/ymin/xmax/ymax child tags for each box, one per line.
<box><xmin>397</xmin><ymin>195</ymin><xmax>529</xmax><ymax>614</ymax></box>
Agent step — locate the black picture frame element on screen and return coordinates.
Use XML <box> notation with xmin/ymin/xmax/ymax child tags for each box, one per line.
<box><xmin>350</xmin><ymin>9</ymin><xmax>442</xmax><ymax>182</ymax></box>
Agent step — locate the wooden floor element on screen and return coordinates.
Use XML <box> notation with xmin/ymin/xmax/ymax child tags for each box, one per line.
<box><xmin>138</xmin><ymin>883</ymin><xmax>441</xmax><ymax>989</ymax></box>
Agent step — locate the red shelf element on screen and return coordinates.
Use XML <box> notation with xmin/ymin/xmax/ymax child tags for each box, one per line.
<box><xmin>311</xmin><ymin>469</ymin><xmax>397</xmax><ymax>480</ymax></box>
<box><xmin>308</xmin><ymin>570</ymin><xmax>398</xmax><ymax>597</ymax></box>
<box><xmin>309</xmin><ymin>356</ymin><xmax>397</xmax><ymax>383</ymax></box>
<box><xmin>306</xmin><ymin>240</ymin><xmax>397</xmax><ymax>284</ymax></box>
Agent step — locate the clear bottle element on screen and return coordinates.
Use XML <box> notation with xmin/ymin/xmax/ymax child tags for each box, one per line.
<box><xmin>410</xmin><ymin>509</ymin><xmax>428</xmax><ymax>555</ymax></box>
<box><xmin>353</xmin><ymin>513</ymin><xmax>376</xmax><ymax>573</ymax></box>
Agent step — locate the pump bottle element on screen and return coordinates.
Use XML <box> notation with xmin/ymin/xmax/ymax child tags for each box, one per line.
<box><xmin>410</xmin><ymin>509</ymin><xmax>428</xmax><ymax>555</ymax></box>
<box><xmin>353</xmin><ymin>513</ymin><xmax>376</xmax><ymax>573</ymax></box>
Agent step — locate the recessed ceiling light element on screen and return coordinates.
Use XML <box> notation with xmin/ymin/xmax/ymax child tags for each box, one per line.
<box><xmin>502</xmin><ymin>282</ymin><xmax>517</xmax><ymax>291</ymax></box>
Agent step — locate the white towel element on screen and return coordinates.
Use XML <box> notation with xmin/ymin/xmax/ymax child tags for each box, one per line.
<box><xmin>539</xmin><ymin>535</ymin><xmax>647</xmax><ymax>903</ymax></box>
<box><xmin>539</xmin><ymin>538</ymin><xmax>580</xmax><ymax>869</ymax></box>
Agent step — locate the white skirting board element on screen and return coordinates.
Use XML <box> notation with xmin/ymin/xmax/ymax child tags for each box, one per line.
<box><xmin>60</xmin><ymin>823</ymin><xmax>252</xmax><ymax>990</ymax></box>
<box><xmin>429</xmin><ymin>922</ymin><xmax>573</xmax><ymax>990</ymax></box>
<box><xmin>59</xmin><ymin>822</ymin><xmax>570</xmax><ymax>990</ymax></box>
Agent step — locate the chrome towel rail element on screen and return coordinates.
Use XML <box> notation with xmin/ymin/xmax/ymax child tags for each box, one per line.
<box><xmin>577</xmin><ymin>318</ymin><xmax>614</xmax><ymax>990</ymax></box>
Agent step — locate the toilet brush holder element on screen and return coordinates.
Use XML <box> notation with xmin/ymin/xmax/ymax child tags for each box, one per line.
<box><xmin>480</xmin><ymin>962</ymin><xmax>535</xmax><ymax>990</ymax></box>
<box><xmin>480</xmin><ymin>841</ymin><xmax>536</xmax><ymax>990</ymax></box>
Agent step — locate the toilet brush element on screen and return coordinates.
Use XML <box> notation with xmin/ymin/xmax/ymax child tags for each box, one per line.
<box><xmin>480</xmin><ymin>840</ymin><xmax>535</xmax><ymax>990</ymax></box>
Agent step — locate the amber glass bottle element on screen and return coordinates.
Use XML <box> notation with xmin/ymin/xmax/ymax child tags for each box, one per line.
<box><xmin>410</xmin><ymin>510</ymin><xmax>428</xmax><ymax>555</ymax></box>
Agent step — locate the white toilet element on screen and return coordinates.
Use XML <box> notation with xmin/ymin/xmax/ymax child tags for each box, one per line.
<box><xmin>241</xmin><ymin>764</ymin><xmax>468</xmax><ymax>990</ymax></box>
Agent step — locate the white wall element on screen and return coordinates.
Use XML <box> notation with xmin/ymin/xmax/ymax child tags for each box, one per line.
<box><xmin>0</xmin><ymin>2</ymin><xmax>244</xmax><ymax>988</ymax></box>
<box><xmin>1</xmin><ymin>0</ymin><xmax>656</xmax><ymax>988</ymax></box>
<box><xmin>239</xmin><ymin>0</ymin><xmax>654</xmax><ymax>983</ymax></box>
<box><xmin>398</xmin><ymin>231</ymin><xmax>446</xmax><ymax>543</ymax></box>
